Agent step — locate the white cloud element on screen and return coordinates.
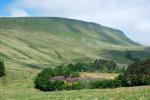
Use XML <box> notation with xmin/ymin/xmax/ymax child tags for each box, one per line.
<box><xmin>7</xmin><ymin>0</ymin><xmax>150</xmax><ymax>45</ymax></box>
<box><xmin>9</xmin><ymin>9</ymin><xmax>29</xmax><ymax>17</ymax></box>
<box><xmin>133</xmin><ymin>20</ymin><xmax>150</xmax><ymax>33</ymax></box>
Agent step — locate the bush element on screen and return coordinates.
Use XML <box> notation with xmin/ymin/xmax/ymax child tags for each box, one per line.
<box><xmin>113</xmin><ymin>59</ymin><xmax>150</xmax><ymax>87</ymax></box>
<box><xmin>114</xmin><ymin>74</ymin><xmax>127</xmax><ymax>87</ymax></box>
<box><xmin>114</xmin><ymin>67</ymin><xmax>126</xmax><ymax>73</ymax></box>
<box><xmin>34</xmin><ymin>68</ymin><xmax>55</xmax><ymax>91</ymax></box>
<box><xmin>54</xmin><ymin>65</ymin><xmax>72</xmax><ymax>77</ymax></box>
<box><xmin>123</xmin><ymin>59</ymin><xmax>150</xmax><ymax>86</ymax></box>
<box><xmin>67</xmin><ymin>59</ymin><xmax>120</xmax><ymax>73</ymax></box>
<box><xmin>144</xmin><ymin>77</ymin><xmax>150</xmax><ymax>85</ymax></box>
<box><xmin>34</xmin><ymin>66</ymin><xmax>80</xmax><ymax>91</ymax></box>
<box><xmin>0</xmin><ymin>60</ymin><xmax>5</xmax><ymax>77</ymax></box>
<box><xmin>90</xmin><ymin>80</ymin><xmax>115</xmax><ymax>89</ymax></box>
<box><xmin>92</xmin><ymin>59</ymin><xmax>117</xmax><ymax>72</ymax></box>
<box><xmin>67</xmin><ymin>63</ymin><xmax>92</xmax><ymax>72</ymax></box>
<box><xmin>64</xmin><ymin>81</ymin><xmax>85</xmax><ymax>90</ymax></box>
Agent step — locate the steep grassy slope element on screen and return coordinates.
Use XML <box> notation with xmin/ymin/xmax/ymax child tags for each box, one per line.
<box><xmin>0</xmin><ymin>17</ymin><xmax>138</xmax><ymax>45</ymax></box>
<box><xmin>0</xmin><ymin>17</ymin><xmax>149</xmax><ymax>67</ymax></box>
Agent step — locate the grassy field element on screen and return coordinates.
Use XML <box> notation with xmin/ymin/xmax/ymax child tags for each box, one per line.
<box><xmin>0</xmin><ymin>62</ymin><xmax>149</xmax><ymax>100</ymax></box>
<box><xmin>80</xmin><ymin>72</ymin><xmax>118</xmax><ymax>80</ymax></box>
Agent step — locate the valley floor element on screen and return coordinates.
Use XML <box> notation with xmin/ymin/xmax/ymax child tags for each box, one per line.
<box><xmin>0</xmin><ymin>63</ymin><xmax>150</xmax><ymax>100</ymax></box>
<box><xmin>1</xmin><ymin>82</ymin><xmax>150</xmax><ymax>100</ymax></box>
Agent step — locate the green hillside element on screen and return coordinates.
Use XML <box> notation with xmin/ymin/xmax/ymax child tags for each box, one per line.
<box><xmin>0</xmin><ymin>17</ymin><xmax>149</xmax><ymax>68</ymax></box>
<box><xmin>0</xmin><ymin>17</ymin><xmax>138</xmax><ymax>45</ymax></box>
<box><xmin>0</xmin><ymin>17</ymin><xmax>150</xmax><ymax>100</ymax></box>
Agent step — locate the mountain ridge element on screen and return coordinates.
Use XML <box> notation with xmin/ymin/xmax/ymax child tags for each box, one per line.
<box><xmin>0</xmin><ymin>17</ymin><xmax>138</xmax><ymax>46</ymax></box>
<box><xmin>0</xmin><ymin>17</ymin><xmax>148</xmax><ymax>68</ymax></box>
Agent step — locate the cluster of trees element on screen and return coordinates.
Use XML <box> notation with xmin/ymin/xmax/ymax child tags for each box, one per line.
<box><xmin>122</xmin><ymin>59</ymin><xmax>150</xmax><ymax>86</ymax></box>
<box><xmin>92</xmin><ymin>59</ymin><xmax>150</xmax><ymax>88</ymax></box>
<box><xmin>0</xmin><ymin>60</ymin><xmax>5</xmax><ymax>77</ymax></box>
<box><xmin>34</xmin><ymin>65</ymin><xmax>80</xmax><ymax>91</ymax></box>
<box><xmin>92</xmin><ymin>59</ymin><xmax>117</xmax><ymax>72</ymax></box>
<box><xmin>35</xmin><ymin>59</ymin><xmax>150</xmax><ymax>91</ymax></box>
<box><xmin>67</xmin><ymin>63</ymin><xmax>92</xmax><ymax>72</ymax></box>
<box><xmin>67</xmin><ymin>59</ymin><xmax>125</xmax><ymax>73</ymax></box>
<box><xmin>34</xmin><ymin>59</ymin><xmax>120</xmax><ymax>91</ymax></box>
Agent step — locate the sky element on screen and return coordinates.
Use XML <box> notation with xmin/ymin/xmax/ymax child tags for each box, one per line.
<box><xmin>0</xmin><ymin>0</ymin><xmax>150</xmax><ymax>46</ymax></box>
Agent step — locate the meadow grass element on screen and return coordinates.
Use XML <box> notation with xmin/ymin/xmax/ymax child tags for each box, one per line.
<box><xmin>80</xmin><ymin>72</ymin><xmax>118</xmax><ymax>80</ymax></box>
<box><xmin>0</xmin><ymin>64</ymin><xmax>149</xmax><ymax>100</ymax></box>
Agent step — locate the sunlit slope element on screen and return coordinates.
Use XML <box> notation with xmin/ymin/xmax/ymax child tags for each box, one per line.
<box><xmin>0</xmin><ymin>17</ymin><xmax>148</xmax><ymax>67</ymax></box>
<box><xmin>0</xmin><ymin>17</ymin><xmax>138</xmax><ymax>45</ymax></box>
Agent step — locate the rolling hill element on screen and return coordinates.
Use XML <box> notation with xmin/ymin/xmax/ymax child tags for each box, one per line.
<box><xmin>0</xmin><ymin>17</ymin><xmax>149</xmax><ymax>68</ymax></box>
<box><xmin>0</xmin><ymin>17</ymin><xmax>150</xmax><ymax>100</ymax></box>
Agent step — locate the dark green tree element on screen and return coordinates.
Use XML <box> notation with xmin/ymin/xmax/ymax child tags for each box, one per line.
<box><xmin>0</xmin><ymin>60</ymin><xmax>5</xmax><ymax>77</ymax></box>
<box><xmin>123</xmin><ymin>59</ymin><xmax>150</xmax><ymax>86</ymax></box>
<box><xmin>92</xmin><ymin>59</ymin><xmax>117</xmax><ymax>72</ymax></box>
<box><xmin>126</xmin><ymin>52</ymin><xmax>140</xmax><ymax>62</ymax></box>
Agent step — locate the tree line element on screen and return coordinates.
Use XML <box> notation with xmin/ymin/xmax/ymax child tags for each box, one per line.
<box><xmin>34</xmin><ymin>59</ymin><xmax>150</xmax><ymax>91</ymax></box>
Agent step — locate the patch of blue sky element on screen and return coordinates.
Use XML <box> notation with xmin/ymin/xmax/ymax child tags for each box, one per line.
<box><xmin>0</xmin><ymin>0</ymin><xmax>13</xmax><ymax>16</ymax></box>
